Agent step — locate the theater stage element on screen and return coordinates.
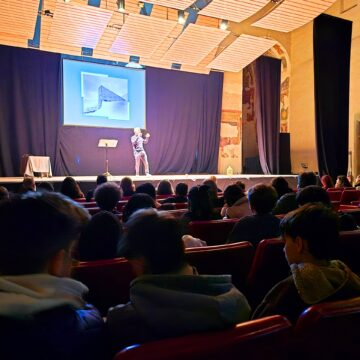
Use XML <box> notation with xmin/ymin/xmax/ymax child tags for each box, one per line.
<box><xmin>0</xmin><ymin>174</ymin><xmax>297</xmax><ymax>193</ymax></box>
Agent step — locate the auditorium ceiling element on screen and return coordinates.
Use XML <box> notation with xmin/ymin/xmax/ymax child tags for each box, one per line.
<box><xmin>0</xmin><ymin>0</ymin><xmax>336</xmax><ymax>74</ymax></box>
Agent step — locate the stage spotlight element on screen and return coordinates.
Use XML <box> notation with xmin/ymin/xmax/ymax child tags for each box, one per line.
<box><xmin>117</xmin><ymin>0</ymin><xmax>125</xmax><ymax>12</ymax></box>
<box><xmin>178</xmin><ymin>10</ymin><xmax>186</xmax><ymax>25</ymax></box>
<box><xmin>219</xmin><ymin>19</ymin><xmax>228</xmax><ymax>30</ymax></box>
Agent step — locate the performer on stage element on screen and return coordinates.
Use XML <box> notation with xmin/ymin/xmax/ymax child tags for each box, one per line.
<box><xmin>131</xmin><ymin>127</ymin><xmax>151</xmax><ymax>176</ymax></box>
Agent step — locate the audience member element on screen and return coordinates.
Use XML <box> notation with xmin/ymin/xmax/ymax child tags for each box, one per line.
<box><xmin>86</xmin><ymin>175</ymin><xmax>107</xmax><ymax>202</ymax></box>
<box><xmin>273</xmin><ymin>172</ymin><xmax>317</xmax><ymax>215</ymax></box>
<box><xmin>157</xmin><ymin>180</ymin><xmax>174</xmax><ymax>196</ymax></box>
<box><xmin>78</xmin><ymin>211</ymin><xmax>123</xmax><ymax>261</ymax></box>
<box><xmin>355</xmin><ymin>175</ymin><xmax>360</xmax><ymax>188</ymax></box>
<box><xmin>0</xmin><ymin>186</ymin><xmax>9</xmax><ymax>201</ymax></box>
<box><xmin>335</xmin><ymin>175</ymin><xmax>353</xmax><ymax>189</ymax></box>
<box><xmin>162</xmin><ymin>182</ymin><xmax>188</xmax><ymax>204</ymax></box>
<box><xmin>18</xmin><ymin>176</ymin><xmax>36</xmax><ymax>194</ymax></box>
<box><xmin>107</xmin><ymin>209</ymin><xmax>250</xmax><ymax>350</ymax></box>
<box><xmin>209</xmin><ymin>175</ymin><xmax>222</xmax><ymax>193</ymax></box>
<box><xmin>228</xmin><ymin>184</ymin><xmax>280</xmax><ymax>246</ymax></box>
<box><xmin>60</xmin><ymin>176</ymin><xmax>84</xmax><ymax>200</ymax></box>
<box><xmin>271</xmin><ymin>177</ymin><xmax>293</xmax><ymax>199</ymax></box>
<box><xmin>253</xmin><ymin>204</ymin><xmax>360</xmax><ymax>324</ymax></box>
<box><xmin>0</xmin><ymin>192</ymin><xmax>104</xmax><ymax>359</ymax></box>
<box><xmin>122</xmin><ymin>193</ymin><xmax>156</xmax><ymax>223</ymax></box>
<box><xmin>203</xmin><ymin>179</ymin><xmax>224</xmax><ymax>207</ymax></box>
<box><xmin>120</xmin><ymin>176</ymin><xmax>135</xmax><ymax>197</ymax></box>
<box><xmin>320</xmin><ymin>175</ymin><xmax>334</xmax><ymax>190</ymax></box>
<box><xmin>37</xmin><ymin>181</ymin><xmax>54</xmax><ymax>192</ymax></box>
<box><xmin>221</xmin><ymin>184</ymin><xmax>251</xmax><ymax>219</ymax></box>
<box><xmin>94</xmin><ymin>182</ymin><xmax>121</xmax><ymax>213</ymax></box>
<box><xmin>235</xmin><ymin>181</ymin><xmax>246</xmax><ymax>192</ymax></box>
<box><xmin>136</xmin><ymin>182</ymin><xmax>160</xmax><ymax>207</ymax></box>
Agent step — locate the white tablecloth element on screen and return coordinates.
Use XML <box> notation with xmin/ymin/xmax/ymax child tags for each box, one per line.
<box><xmin>24</xmin><ymin>156</ymin><xmax>52</xmax><ymax>177</ymax></box>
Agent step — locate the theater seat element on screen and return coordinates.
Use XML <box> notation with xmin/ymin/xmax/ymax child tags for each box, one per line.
<box><xmin>340</xmin><ymin>190</ymin><xmax>360</xmax><ymax>205</ymax></box>
<box><xmin>87</xmin><ymin>207</ymin><xmax>100</xmax><ymax>215</ymax></box>
<box><xmin>188</xmin><ymin>219</ymin><xmax>238</xmax><ymax>246</ymax></box>
<box><xmin>114</xmin><ymin>315</ymin><xmax>291</xmax><ymax>360</ymax></box>
<box><xmin>338</xmin><ymin>230</ymin><xmax>360</xmax><ymax>275</ymax></box>
<box><xmin>293</xmin><ymin>297</ymin><xmax>360</xmax><ymax>359</ymax></box>
<box><xmin>327</xmin><ymin>191</ymin><xmax>342</xmax><ymax>202</ymax></box>
<box><xmin>246</xmin><ymin>238</ymin><xmax>289</xmax><ymax>307</ymax></box>
<box><xmin>116</xmin><ymin>200</ymin><xmax>128</xmax><ymax>212</ymax></box>
<box><xmin>185</xmin><ymin>242</ymin><xmax>254</xmax><ymax>291</ymax></box>
<box><xmin>72</xmin><ymin>258</ymin><xmax>136</xmax><ymax>315</ymax></box>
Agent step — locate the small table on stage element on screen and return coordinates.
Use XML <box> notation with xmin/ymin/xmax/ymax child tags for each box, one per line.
<box><xmin>23</xmin><ymin>156</ymin><xmax>52</xmax><ymax>177</ymax></box>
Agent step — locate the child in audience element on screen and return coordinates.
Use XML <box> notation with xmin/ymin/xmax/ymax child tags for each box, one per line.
<box><xmin>0</xmin><ymin>192</ymin><xmax>104</xmax><ymax>359</ymax></box>
<box><xmin>60</xmin><ymin>176</ymin><xmax>84</xmax><ymax>199</ymax></box>
<box><xmin>320</xmin><ymin>174</ymin><xmax>334</xmax><ymax>190</ymax></box>
<box><xmin>94</xmin><ymin>182</ymin><xmax>122</xmax><ymax>213</ymax></box>
<box><xmin>107</xmin><ymin>209</ymin><xmax>250</xmax><ymax>351</ymax></box>
<box><xmin>335</xmin><ymin>175</ymin><xmax>352</xmax><ymax>188</ymax></box>
<box><xmin>122</xmin><ymin>193</ymin><xmax>156</xmax><ymax>223</ymax></box>
<box><xmin>271</xmin><ymin>177</ymin><xmax>294</xmax><ymax>199</ymax></box>
<box><xmin>156</xmin><ymin>180</ymin><xmax>174</xmax><ymax>196</ymax></box>
<box><xmin>18</xmin><ymin>176</ymin><xmax>36</xmax><ymax>193</ymax></box>
<box><xmin>120</xmin><ymin>176</ymin><xmax>135</xmax><ymax>197</ymax></box>
<box><xmin>253</xmin><ymin>203</ymin><xmax>360</xmax><ymax>324</ymax></box>
<box><xmin>221</xmin><ymin>184</ymin><xmax>251</xmax><ymax>219</ymax></box>
<box><xmin>86</xmin><ymin>174</ymin><xmax>107</xmax><ymax>202</ymax></box>
<box><xmin>162</xmin><ymin>182</ymin><xmax>188</xmax><ymax>204</ymax></box>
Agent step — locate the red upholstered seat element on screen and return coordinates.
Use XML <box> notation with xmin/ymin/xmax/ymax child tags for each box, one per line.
<box><xmin>185</xmin><ymin>242</ymin><xmax>254</xmax><ymax>291</ymax></box>
<box><xmin>113</xmin><ymin>315</ymin><xmax>291</xmax><ymax>360</ymax></box>
<box><xmin>163</xmin><ymin>208</ymin><xmax>187</xmax><ymax>218</ymax></box>
<box><xmin>116</xmin><ymin>200</ymin><xmax>128</xmax><ymax>212</ymax></box>
<box><xmin>81</xmin><ymin>201</ymin><xmax>97</xmax><ymax>208</ymax></box>
<box><xmin>340</xmin><ymin>189</ymin><xmax>360</xmax><ymax>205</ymax></box>
<box><xmin>72</xmin><ymin>257</ymin><xmax>136</xmax><ymax>315</ymax></box>
<box><xmin>87</xmin><ymin>207</ymin><xmax>100</xmax><ymax>215</ymax></box>
<box><xmin>174</xmin><ymin>202</ymin><xmax>188</xmax><ymax>209</ymax></box>
<box><xmin>338</xmin><ymin>230</ymin><xmax>360</xmax><ymax>274</ymax></box>
<box><xmin>327</xmin><ymin>190</ymin><xmax>342</xmax><ymax>202</ymax></box>
<box><xmin>188</xmin><ymin>219</ymin><xmax>238</xmax><ymax>246</ymax></box>
<box><xmin>74</xmin><ymin>198</ymin><xmax>87</xmax><ymax>202</ymax></box>
<box><xmin>293</xmin><ymin>297</ymin><xmax>360</xmax><ymax>358</ymax></box>
<box><xmin>246</xmin><ymin>238</ymin><xmax>289</xmax><ymax>307</ymax></box>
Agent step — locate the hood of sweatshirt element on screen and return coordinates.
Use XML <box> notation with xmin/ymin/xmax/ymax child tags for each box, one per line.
<box><xmin>129</xmin><ymin>274</ymin><xmax>251</xmax><ymax>337</ymax></box>
<box><xmin>291</xmin><ymin>260</ymin><xmax>360</xmax><ymax>305</ymax></box>
<box><xmin>0</xmin><ymin>274</ymin><xmax>88</xmax><ymax>319</ymax></box>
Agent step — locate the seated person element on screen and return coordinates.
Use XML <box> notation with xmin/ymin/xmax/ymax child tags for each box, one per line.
<box><xmin>203</xmin><ymin>179</ymin><xmax>224</xmax><ymax>208</ymax></box>
<box><xmin>355</xmin><ymin>174</ymin><xmax>360</xmax><ymax>188</ymax></box>
<box><xmin>335</xmin><ymin>175</ymin><xmax>353</xmax><ymax>188</ymax></box>
<box><xmin>221</xmin><ymin>184</ymin><xmax>251</xmax><ymax>219</ymax></box>
<box><xmin>0</xmin><ymin>186</ymin><xmax>9</xmax><ymax>201</ymax></box>
<box><xmin>253</xmin><ymin>203</ymin><xmax>360</xmax><ymax>324</ymax></box>
<box><xmin>60</xmin><ymin>176</ymin><xmax>84</xmax><ymax>200</ymax></box>
<box><xmin>94</xmin><ymin>182</ymin><xmax>121</xmax><ymax>214</ymax></box>
<box><xmin>156</xmin><ymin>180</ymin><xmax>174</xmax><ymax>196</ymax></box>
<box><xmin>86</xmin><ymin>175</ymin><xmax>107</xmax><ymax>202</ymax></box>
<box><xmin>122</xmin><ymin>193</ymin><xmax>156</xmax><ymax>223</ymax></box>
<box><xmin>77</xmin><ymin>211</ymin><xmax>123</xmax><ymax>261</ymax></box>
<box><xmin>0</xmin><ymin>192</ymin><xmax>104</xmax><ymax>359</ymax></box>
<box><xmin>136</xmin><ymin>182</ymin><xmax>161</xmax><ymax>208</ymax></box>
<box><xmin>271</xmin><ymin>177</ymin><xmax>294</xmax><ymax>199</ymax></box>
<box><xmin>227</xmin><ymin>184</ymin><xmax>280</xmax><ymax>247</ymax></box>
<box><xmin>273</xmin><ymin>172</ymin><xmax>317</xmax><ymax>215</ymax></box>
<box><xmin>107</xmin><ymin>209</ymin><xmax>250</xmax><ymax>351</ymax></box>
<box><xmin>162</xmin><ymin>182</ymin><xmax>188</xmax><ymax>204</ymax></box>
<box><xmin>37</xmin><ymin>181</ymin><xmax>54</xmax><ymax>192</ymax></box>
<box><xmin>18</xmin><ymin>176</ymin><xmax>36</xmax><ymax>194</ymax></box>
<box><xmin>120</xmin><ymin>176</ymin><xmax>135</xmax><ymax>198</ymax></box>
<box><xmin>320</xmin><ymin>175</ymin><xmax>334</xmax><ymax>190</ymax></box>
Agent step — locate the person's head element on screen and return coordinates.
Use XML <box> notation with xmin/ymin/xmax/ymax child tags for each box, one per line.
<box><xmin>175</xmin><ymin>183</ymin><xmax>188</xmax><ymax>197</ymax></box>
<box><xmin>20</xmin><ymin>176</ymin><xmax>36</xmax><ymax>193</ymax></box>
<box><xmin>0</xmin><ymin>192</ymin><xmax>88</xmax><ymax>276</ymax></box>
<box><xmin>271</xmin><ymin>177</ymin><xmax>293</xmax><ymax>199</ymax></box>
<box><xmin>136</xmin><ymin>182</ymin><xmax>156</xmax><ymax>200</ymax></box>
<box><xmin>96</xmin><ymin>174</ymin><xmax>108</xmax><ymax>186</ymax></box>
<box><xmin>223</xmin><ymin>184</ymin><xmax>245</xmax><ymax>207</ymax></box>
<box><xmin>296</xmin><ymin>185</ymin><xmax>331</xmax><ymax>207</ymax></box>
<box><xmin>235</xmin><ymin>181</ymin><xmax>246</xmax><ymax>191</ymax></box>
<box><xmin>94</xmin><ymin>182</ymin><xmax>121</xmax><ymax>211</ymax></box>
<box><xmin>120</xmin><ymin>176</ymin><xmax>135</xmax><ymax>196</ymax></box>
<box><xmin>119</xmin><ymin>209</ymin><xmax>186</xmax><ymax>275</ymax></box>
<box><xmin>202</xmin><ymin>179</ymin><xmax>218</xmax><ymax>199</ymax></box>
<box><xmin>188</xmin><ymin>185</ymin><xmax>213</xmax><ymax>217</ymax></box>
<box><xmin>78</xmin><ymin>211</ymin><xmax>123</xmax><ymax>261</ymax></box>
<box><xmin>122</xmin><ymin>193</ymin><xmax>156</xmax><ymax>223</ymax></box>
<box><xmin>280</xmin><ymin>203</ymin><xmax>340</xmax><ymax>265</ymax></box>
<box><xmin>209</xmin><ymin>175</ymin><xmax>218</xmax><ymax>184</ymax></box>
<box><xmin>0</xmin><ymin>186</ymin><xmax>9</xmax><ymax>201</ymax></box>
<box><xmin>37</xmin><ymin>181</ymin><xmax>54</xmax><ymax>192</ymax></box>
<box><xmin>60</xmin><ymin>176</ymin><xmax>83</xmax><ymax>199</ymax></box>
<box><xmin>355</xmin><ymin>175</ymin><xmax>360</xmax><ymax>185</ymax></box>
<box><xmin>297</xmin><ymin>172</ymin><xmax>317</xmax><ymax>189</ymax></box>
<box><xmin>157</xmin><ymin>180</ymin><xmax>174</xmax><ymax>196</ymax></box>
<box><xmin>335</xmin><ymin>175</ymin><xmax>352</xmax><ymax>188</ymax></box>
<box><xmin>320</xmin><ymin>175</ymin><xmax>334</xmax><ymax>189</ymax></box>
<box><xmin>134</xmin><ymin>127</ymin><xmax>141</xmax><ymax>136</ymax></box>
<box><xmin>247</xmin><ymin>184</ymin><xmax>278</xmax><ymax>215</ymax></box>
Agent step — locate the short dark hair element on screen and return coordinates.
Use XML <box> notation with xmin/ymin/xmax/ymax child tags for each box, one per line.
<box><xmin>37</xmin><ymin>181</ymin><xmax>54</xmax><ymax>192</ymax></box>
<box><xmin>60</xmin><ymin>176</ymin><xmax>83</xmax><ymax>199</ymax></box>
<box><xmin>157</xmin><ymin>180</ymin><xmax>174</xmax><ymax>196</ymax></box>
<box><xmin>122</xmin><ymin>193</ymin><xmax>155</xmax><ymax>223</ymax></box>
<box><xmin>223</xmin><ymin>184</ymin><xmax>245</xmax><ymax>207</ymax></box>
<box><xmin>0</xmin><ymin>192</ymin><xmax>88</xmax><ymax>275</ymax></box>
<box><xmin>120</xmin><ymin>177</ymin><xmax>135</xmax><ymax>197</ymax></box>
<box><xmin>119</xmin><ymin>209</ymin><xmax>186</xmax><ymax>274</ymax></box>
<box><xmin>297</xmin><ymin>172</ymin><xmax>317</xmax><ymax>189</ymax></box>
<box><xmin>248</xmin><ymin>184</ymin><xmax>278</xmax><ymax>214</ymax></box>
<box><xmin>94</xmin><ymin>182</ymin><xmax>121</xmax><ymax>211</ymax></box>
<box><xmin>188</xmin><ymin>185</ymin><xmax>213</xmax><ymax>219</ymax></box>
<box><xmin>296</xmin><ymin>185</ymin><xmax>331</xmax><ymax>207</ymax></box>
<box><xmin>175</xmin><ymin>183</ymin><xmax>188</xmax><ymax>197</ymax></box>
<box><xmin>271</xmin><ymin>177</ymin><xmax>293</xmax><ymax>198</ymax></box>
<box><xmin>280</xmin><ymin>203</ymin><xmax>340</xmax><ymax>260</ymax></box>
<box><xmin>96</xmin><ymin>175</ymin><xmax>108</xmax><ymax>186</ymax></box>
<box><xmin>136</xmin><ymin>183</ymin><xmax>156</xmax><ymax>200</ymax></box>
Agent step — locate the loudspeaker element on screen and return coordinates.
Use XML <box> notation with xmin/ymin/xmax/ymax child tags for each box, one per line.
<box><xmin>279</xmin><ymin>133</ymin><xmax>291</xmax><ymax>174</ymax></box>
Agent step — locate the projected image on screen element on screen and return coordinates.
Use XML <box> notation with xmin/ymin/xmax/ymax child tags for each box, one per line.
<box><xmin>81</xmin><ymin>73</ymin><xmax>129</xmax><ymax>121</ymax></box>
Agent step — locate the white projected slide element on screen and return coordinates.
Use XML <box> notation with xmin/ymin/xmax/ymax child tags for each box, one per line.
<box><xmin>63</xmin><ymin>59</ymin><xmax>146</xmax><ymax>128</ymax></box>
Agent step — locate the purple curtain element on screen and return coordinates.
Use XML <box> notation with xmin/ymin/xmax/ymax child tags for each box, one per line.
<box><xmin>255</xmin><ymin>56</ymin><xmax>281</xmax><ymax>174</ymax></box>
<box><xmin>0</xmin><ymin>46</ymin><xmax>223</xmax><ymax>176</ymax></box>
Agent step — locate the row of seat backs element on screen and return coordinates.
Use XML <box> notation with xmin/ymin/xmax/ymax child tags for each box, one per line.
<box><xmin>327</xmin><ymin>189</ymin><xmax>360</xmax><ymax>204</ymax></box>
<box><xmin>114</xmin><ymin>296</ymin><xmax>360</xmax><ymax>360</ymax></box>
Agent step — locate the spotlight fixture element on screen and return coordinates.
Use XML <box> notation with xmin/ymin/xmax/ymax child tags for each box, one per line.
<box><xmin>219</xmin><ymin>19</ymin><xmax>228</xmax><ymax>30</ymax></box>
<box><xmin>178</xmin><ymin>10</ymin><xmax>186</xmax><ymax>25</ymax></box>
<box><xmin>117</xmin><ymin>0</ymin><xmax>125</xmax><ymax>12</ymax></box>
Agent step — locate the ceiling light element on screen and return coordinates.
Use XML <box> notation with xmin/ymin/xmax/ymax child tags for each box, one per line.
<box><xmin>178</xmin><ymin>10</ymin><xmax>186</xmax><ymax>25</ymax></box>
<box><xmin>219</xmin><ymin>19</ymin><xmax>228</xmax><ymax>30</ymax></box>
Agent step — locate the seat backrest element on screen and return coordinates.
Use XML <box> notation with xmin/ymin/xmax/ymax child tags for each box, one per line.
<box><xmin>293</xmin><ymin>297</ymin><xmax>360</xmax><ymax>358</ymax></box>
<box><xmin>116</xmin><ymin>200</ymin><xmax>128</xmax><ymax>212</ymax></box>
<box><xmin>340</xmin><ymin>190</ymin><xmax>360</xmax><ymax>205</ymax></box>
<box><xmin>246</xmin><ymin>238</ymin><xmax>289</xmax><ymax>307</ymax></box>
<box><xmin>339</xmin><ymin>209</ymin><xmax>360</xmax><ymax>226</ymax></box>
<box><xmin>87</xmin><ymin>207</ymin><xmax>100</xmax><ymax>215</ymax></box>
<box><xmin>81</xmin><ymin>201</ymin><xmax>98</xmax><ymax>208</ymax></box>
<box><xmin>72</xmin><ymin>257</ymin><xmax>136</xmax><ymax>315</ymax></box>
<box><xmin>114</xmin><ymin>315</ymin><xmax>292</xmax><ymax>360</ymax></box>
<box><xmin>163</xmin><ymin>208</ymin><xmax>187</xmax><ymax>218</ymax></box>
<box><xmin>327</xmin><ymin>191</ymin><xmax>342</xmax><ymax>202</ymax></box>
<box><xmin>337</xmin><ymin>230</ymin><xmax>360</xmax><ymax>274</ymax></box>
<box><xmin>188</xmin><ymin>219</ymin><xmax>238</xmax><ymax>246</ymax></box>
<box><xmin>185</xmin><ymin>242</ymin><xmax>254</xmax><ymax>291</ymax></box>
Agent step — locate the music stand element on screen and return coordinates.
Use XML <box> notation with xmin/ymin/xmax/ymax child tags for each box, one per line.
<box><xmin>98</xmin><ymin>139</ymin><xmax>118</xmax><ymax>176</ymax></box>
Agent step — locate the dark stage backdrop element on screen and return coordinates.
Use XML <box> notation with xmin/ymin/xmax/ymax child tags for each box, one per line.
<box><xmin>314</xmin><ymin>14</ymin><xmax>352</xmax><ymax>180</ymax></box>
<box><xmin>0</xmin><ymin>46</ymin><xmax>223</xmax><ymax>176</ymax></box>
